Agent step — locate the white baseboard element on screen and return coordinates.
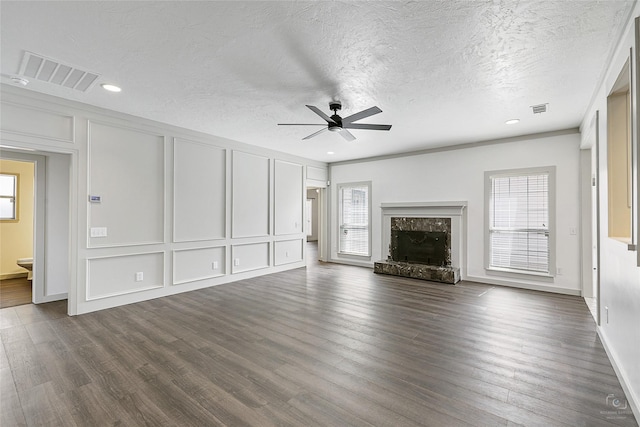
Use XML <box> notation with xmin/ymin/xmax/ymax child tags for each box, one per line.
<box><xmin>0</xmin><ymin>272</ymin><xmax>29</xmax><ymax>280</ymax></box>
<box><xmin>465</xmin><ymin>275</ymin><xmax>581</xmax><ymax>296</ymax></box>
<box><xmin>34</xmin><ymin>293</ymin><xmax>67</xmax><ymax>304</ymax></box>
<box><xmin>597</xmin><ymin>328</ymin><xmax>640</xmax><ymax>422</ymax></box>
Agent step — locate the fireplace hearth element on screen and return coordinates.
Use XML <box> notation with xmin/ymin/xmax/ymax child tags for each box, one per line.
<box><xmin>374</xmin><ymin>214</ymin><xmax>461</xmax><ymax>284</ymax></box>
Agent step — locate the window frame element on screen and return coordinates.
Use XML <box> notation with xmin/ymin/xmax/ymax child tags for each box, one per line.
<box><xmin>337</xmin><ymin>181</ymin><xmax>372</xmax><ymax>258</ymax></box>
<box><xmin>484</xmin><ymin>166</ymin><xmax>556</xmax><ymax>277</ymax></box>
<box><xmin>0</xmin><ymin>173</ymin><xmax>19</xmax><ymax>222</ymax></box>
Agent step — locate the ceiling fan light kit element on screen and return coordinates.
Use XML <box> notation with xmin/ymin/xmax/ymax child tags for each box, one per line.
<box><xmin>279</xmin><ymin>101</ymin><xmax>392</xmax><ymax>141</ymax></box>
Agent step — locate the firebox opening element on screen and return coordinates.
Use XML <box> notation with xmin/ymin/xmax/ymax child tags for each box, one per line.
<box><xmin>391</xmin><ymin>230</ymin><xmax>447</xmax><ymax>266</ymax></box>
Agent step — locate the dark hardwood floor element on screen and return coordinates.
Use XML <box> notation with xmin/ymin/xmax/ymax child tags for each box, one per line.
<box><xmin>0</xmin><ymin>276</ymin><xmax>32</xmax><ymax>309</ymax></box>
<box><xmin>1</xmin><ymin>245</ymin><xmax>637</xmax><ymax>426</ymax></box>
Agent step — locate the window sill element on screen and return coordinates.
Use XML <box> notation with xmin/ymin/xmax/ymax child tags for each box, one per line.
<box><xmin>610</xmin><ymin>236</ymin><xmax>632</xmax><ymax>244</ymax></box>
<box><xmin>486</xmin><ymin>266</ymin><xmax>554</xmax><ymax>281</ymax></box>
<box><xmin>338</xmin><ymin>252</ymin><xmax>371</xmax><ymax>261</ymax></box>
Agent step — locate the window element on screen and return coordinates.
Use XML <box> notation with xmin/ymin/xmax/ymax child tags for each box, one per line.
<box><xmin>338</xmin><ymin>182</ymin><xmax>371</xmax><ymax>256</ymax></box>
<box><xmin>486</xmin><ymin>167</ymin><xmax>555</xmax><ymax>275</ymax></box>
<box><xmin>0</xmin><ymin>174</ymin><xmax>17</xmax><ymax>221</ymax></box>
<box><xmin>607</xmin><ymin>58</ymin><xmax>632</xmax><ymax>242</ymax></box>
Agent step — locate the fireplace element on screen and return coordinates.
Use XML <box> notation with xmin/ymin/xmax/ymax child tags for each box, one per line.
<box><xmin>374</xmin><ymin>202</ymin><xmax>466</xmax><ymax>284</ymax></box>
<box><xmin>390</xmin><ymin>217</ymin><xmax>451</xmax><ymax>266</ymax></box>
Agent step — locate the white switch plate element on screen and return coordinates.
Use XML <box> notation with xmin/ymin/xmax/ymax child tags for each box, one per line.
<box><xmin>135</xmin><ymin>272</ymin><xmax>144</xmax><ymax>282</ymax></box>
<box><xmin>234</xmin><ymin>258</ymin><xmax>240</xmax><ymax>266</ymax></box>
<box><xmin>212</xmin><ymin>261</ymin><xmax>218</xmax><ymax>270</ymax></box>
<box><xmin>90</xmin><ymin>227</ymin><xmax>107</xmax><ymax>237</ymax></box>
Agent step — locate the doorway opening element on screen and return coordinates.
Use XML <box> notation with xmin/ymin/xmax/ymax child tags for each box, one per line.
<box><xmin>0</xmin><ymin>148</ymin><xmax>72</xmax><ymax>310</ymax></box>
<box><xmin>0</xmin><ymin>159</ymin><xmax>34</xmax><ymax>308</ymax></box>
<box><xmin>306</xmin><ymin>186</ymin><xmax>327</xmax><ymax>265</ymax></box>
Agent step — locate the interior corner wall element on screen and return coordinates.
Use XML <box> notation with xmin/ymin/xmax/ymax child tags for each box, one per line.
<box><xmin>580</xmin><ymin>8</ymin><xmax>640</xmax><ymax>419</ymax></box>
<box><xmin>44</xmin><ymin>152</ymin><xmax>70</xmax><ymax>297</ymax></box>
<box><xmin>0</xmin><ymin>84</ymin><xmax>326</xmax><ymax>315</ymax></box>
<box><xmin>329</xmin><ymin>131</ymin><xmax>582</xmax><ymax>294</ymax></box>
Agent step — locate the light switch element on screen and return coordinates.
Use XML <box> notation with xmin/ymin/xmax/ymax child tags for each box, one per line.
<box><xmin>212</xmin><ymin>261</ymin><xmax>219</xmax><ymax>270</ymax></box>
<box><xmin>234</xmin><ymin>258</ymin><xmax>240</xmax><ymax>266</ymax></box>
<box><xmin>135</xmin><ymin>272</ymin><xmax>144</xmax><ymax>282</ymax></box>
<box><xmin>90</xmin><ymin>227</ymin><xmax>107</xmax><ymax>237</ymax></box>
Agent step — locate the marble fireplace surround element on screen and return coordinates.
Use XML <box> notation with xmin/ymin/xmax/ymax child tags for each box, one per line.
<box><xmin>377</xmin><ymin>202</ymin><xmax>467</xmax><ymax>282</ymax></box>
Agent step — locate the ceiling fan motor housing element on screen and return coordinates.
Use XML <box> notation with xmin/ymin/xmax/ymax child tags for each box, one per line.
<box><xmin>329</xmin><ymin>101</ymin><xmax>342</xmax><ymax>112</ymax></box>
<box><xmin>329</xmin><ymin>114</ymin><xmax>343</xmax><ymax>131</ymax></box>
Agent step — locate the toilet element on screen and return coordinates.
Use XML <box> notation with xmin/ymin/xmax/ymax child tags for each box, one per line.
<box><xmin>16</xmin><ymin>258</ymin><xmax>33</xmax><ymax>281</ymax></box>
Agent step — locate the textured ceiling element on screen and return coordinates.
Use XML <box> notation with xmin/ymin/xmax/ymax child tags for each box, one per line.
<box><xmin>0</xmin><ymin>1</ymin><xmax>635</xmax><ymax>162</ymax></box>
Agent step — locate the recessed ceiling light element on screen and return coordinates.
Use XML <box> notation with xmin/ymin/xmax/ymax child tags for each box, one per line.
<box><xmin>327</xmin><ymin>151</ymin><xmax>335</xmax><ymax>155</ymax></box>
<box><xmin>101</xmin><ymin>83</ymin><xmax>121</xmax><ymax>93</ymax></box>
<box><xmin>505</xmin><ymin>119</ymin><xmax>520</xmax><ymax>125</ymax></box>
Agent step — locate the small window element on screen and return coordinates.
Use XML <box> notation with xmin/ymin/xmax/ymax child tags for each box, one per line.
<box><xmin>0</xmin><ymin>174</ymin><xmax>18</xmax><ymax>221</ymax></box>
<box><xmin>486</xmin><ymin>167</ymin><xmax>555</xmax><ymax>275</ymax></box>
<box><xmin>338</xmin><ymin>182</ymin><xmax>371</xmax><ymax>257</ymax></box>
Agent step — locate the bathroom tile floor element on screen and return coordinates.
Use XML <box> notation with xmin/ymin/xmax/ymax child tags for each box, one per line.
<box><xmin>0</xmin><ymin>277</ymin><xmax>32</xmax><ymax>308</ymax></box>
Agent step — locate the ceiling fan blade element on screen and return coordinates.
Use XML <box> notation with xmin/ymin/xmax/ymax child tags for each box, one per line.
<box><xmin>342</xmin><ymin>106</ymin><xmax>382</xmax><ymax>124</ymax></box>
<box><xmin>303</xmin><ymin>127</ymin><xmax>329</xmax><ymax>140</ymax></box>
<box><xmin>278</xmin><ymin>123</ymin><xmax>326</xmax><ymax>126</ymax></box>
<box><xmin>342</xmin><ymin>123</ymin><xmax>392</xmax><ymax>131</ymax></box>
<box><xmin>339</xmin><ymin>129</ymin><xmax>356</xmax><ymax>142</ymax></box>
<box><xmin>306</xmin><ymin>105</ymin><xmax>336</xmax><ymax>124</ymax></box>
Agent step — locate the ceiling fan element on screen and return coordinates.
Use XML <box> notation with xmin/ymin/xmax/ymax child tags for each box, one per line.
<box><xmin>278</xmin><ymin>101</ymin><xmax>392</xmax><ymax>141</ymax></box>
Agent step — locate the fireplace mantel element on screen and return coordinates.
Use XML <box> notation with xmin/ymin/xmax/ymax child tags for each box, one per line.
<box><xmin>378</xmin><ymin>201</ymin><xmax>468</xmax><ymax>282</ymax></box>
<box><xmin>380</xmin><ymin>201</ymin><xmax>467</xmax><ymax>214</ymax></box>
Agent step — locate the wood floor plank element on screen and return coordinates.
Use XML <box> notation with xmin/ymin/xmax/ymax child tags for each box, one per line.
<box><xmin>1</xmin><ymin>366</ymin><xmax>27</xmax><ymax>426</ymax></box>
<box><xmin>0</xmin><ymin>277</ymin><xmax>32</xmax><ymax>309</ymax></box>
<box><xmin>2</xmin><ymin>334</ymin><xmax>52</xmax><ymax>395</ymax></box>
<box><xmin>0</xmin><ymin>244</ymin><xmax>636</xmax><ymax>426</ymax></box>
<box><xmin>20</xmin><ymin>381</ymin><xmax>78</xmax><ymax>427</ymax></box>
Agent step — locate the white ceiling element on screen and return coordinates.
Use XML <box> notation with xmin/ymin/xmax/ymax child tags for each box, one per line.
<box><xmin>0</xmin><ymin>1</ymin><xmax>635</xmax><ymax>163</ymax></box>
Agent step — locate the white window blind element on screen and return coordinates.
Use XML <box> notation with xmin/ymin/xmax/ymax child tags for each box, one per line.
<box><xmin>489</xmin><ymin>173</ymin><xmax>549</xmax><ymax>273</ymax></box>
<box><xmin>339</xmin><ymin>184</ymin><xmax>370</xmax><ymax>256</ymax></box>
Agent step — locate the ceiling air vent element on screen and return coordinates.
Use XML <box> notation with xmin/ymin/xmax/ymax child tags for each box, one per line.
<box><xmin>17</xmin><ymin>51</ymin><xmax>100</xmax><ymax>92</ymax></box>
<box><xmin>531</xmin><ymin>103</ymin><xmax>548</xmax><ymax>114</ymax></box>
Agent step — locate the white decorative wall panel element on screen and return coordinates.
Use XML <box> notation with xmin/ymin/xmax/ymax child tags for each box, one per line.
<box><xmin>1</xmin><ymin>102</ymin><xmax>74</xmax><ymax>143</ymax></box>
<box><xmin>232</xmin><ymin>151</ymin><xmax>269</xmax><ymax>238</ymax></box>
<box><xmin>87</xmin><ymin>252</ymin><xmax>164</xmax><ymax>300</ymax></box>
<box><xmin>173</xmin><ymin>246</ymin><xmax>225</xmax><ymax>285</ymax></box>
<box><xmin>173</xmin><ymin>139</ymin><xmax>225</xmax><ymax>242</ymax></box>
<box><xmin>88</xmin><ymin>122</ymin><xmax>164</xmax><ymax>247</ymax></box>
<box><xmin>231</xmin><ymin>242</ymin><xmax>269</xmax><ymax>274</ymax></box>
<box><xmin>275</xmin><ymin>160</ymin><xmax>303</xmax><ymax>236</ymax></box>
<box><xmin>274</xmin><ymin>239</ymin><xmax>303</xmax><ymax>266</ymax></box>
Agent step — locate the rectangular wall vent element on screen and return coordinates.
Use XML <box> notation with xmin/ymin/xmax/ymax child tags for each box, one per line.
<box><xmin>18</xmin><ymin>51</ymin><xmax>100</xmax><ymax>92</ymax></box>
<box><xmin>531</xmin><ymin>103</ymin><xmax>548</xmax><ymax>114</ymax></box>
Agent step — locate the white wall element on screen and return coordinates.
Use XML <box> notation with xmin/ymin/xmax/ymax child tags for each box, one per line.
<box><xmin>44</xmin><ymin>152</ymin><xmax>70</xmax><ymax>297</ymax></box>
<box><xmin>329</xmin><ymin>131</ymin><xmax>582</xmax><ymax>295</ymax></box>
<box><xmin>0</xmin><ymin>84</ymin><xmax>326</xmax><ymax>315</ymax></box>
<box><xmin>581</xmin><ymin>8</ymin><xmax>640</xmax><ymax>419</ymax></box>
